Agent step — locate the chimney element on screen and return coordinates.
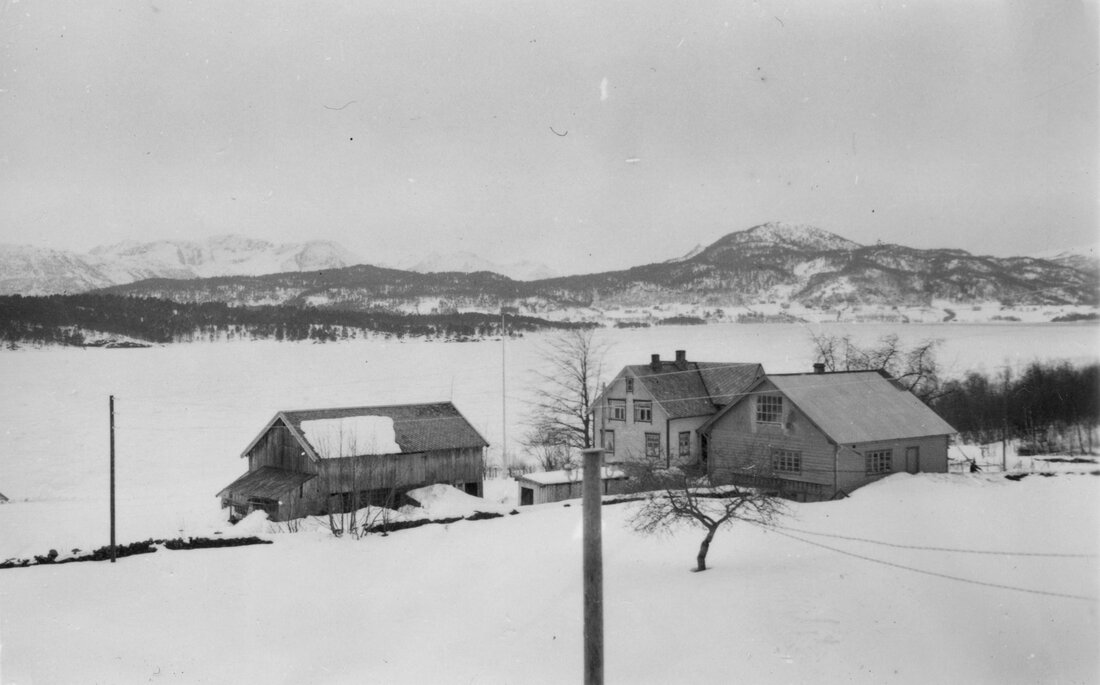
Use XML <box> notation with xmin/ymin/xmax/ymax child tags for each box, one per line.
<box><xmin>813</xmin><ymin>362</ymin><xmax>826</xmax><ymax>374</ymax></box>
<box><xmin>675</xmin><ymin>350</ymin><xmax>687</xmax><ymax>370</ymax></box>
<box><xmin>651</xmin><ymin>353</ymin><xmax>661</xmax><ymax>370</ymax></box>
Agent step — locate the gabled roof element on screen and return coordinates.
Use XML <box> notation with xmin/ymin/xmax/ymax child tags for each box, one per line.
<box><xmin>242</xmin><ymin>402</ymin><xmax>488</xmax><ymax>460</ymax></box>
<box><xmin>703</xmin><ymin>371</ymin><xmax>956</xmax><ymax>444</ymax></box>
<box><xmin>216</xmin><ymin>466</ymin><xmax>315</xmax><ymax>500</ymax></box>
<box><xmin>624</xmin><ymin>361</ymin><xmax>762</xmax><ymax>418</ymax></box>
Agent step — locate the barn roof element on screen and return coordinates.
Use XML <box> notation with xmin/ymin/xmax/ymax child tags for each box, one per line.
<box><xmin>624</xmin><ymin>361</ymin><xmax>762</xmax><ymax>418</ymax></box>
<box><xmin>216</xmin><ymin>466</ymin><xmax>315</xmax><ymax>500</ymax></box>
<box><xmin>244</xmin><ymin>401</ymin><xmax>489</xmax><ymax>460</ymax></box>
<box><xmin>704</xmin><ymin>371</ymin><xmax>956</xmax><ymax>445</ymax></box>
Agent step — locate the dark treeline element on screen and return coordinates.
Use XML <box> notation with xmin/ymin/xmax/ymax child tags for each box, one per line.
<box><xmin>0</xmin><ymin>294</ymin><xmax>592</xmax><ymax>346</ymax></box>
<box><xmin>932</xmin><ymin>361</ymin><xmax>1099</xmax><ymax>454</ymax></box>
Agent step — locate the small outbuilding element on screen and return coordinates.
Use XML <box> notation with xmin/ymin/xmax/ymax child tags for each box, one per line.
<box><xmin>516</xmin><ymin>466</ymin><xmax>629</xmax><ymax>506</ymax></box>
<box><xmin>217</xmin><ymin>402</ymin><xmax>488</xmax><ymax>522</ymax></box>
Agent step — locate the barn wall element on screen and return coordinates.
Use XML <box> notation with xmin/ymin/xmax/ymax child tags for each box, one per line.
<box><xmin>246</xmin><ymin>421</ymin><xmax>318</xmax><ymax>474</ymax></box>
<box><xmin>305</xmin><ymin>446</ymin><xmax>486</xmax><ymax>514</ymax></box>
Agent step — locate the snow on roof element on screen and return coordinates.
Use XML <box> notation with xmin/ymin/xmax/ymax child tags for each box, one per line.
<box><xmin>519</xmin><ymin>466</ymin><xmax>626</xmax><ymax>486</ymax></box>
<box><xmin>300</xmin><ymin>416</ymin><xmax>402</xmax><ymax>458</ymax></box>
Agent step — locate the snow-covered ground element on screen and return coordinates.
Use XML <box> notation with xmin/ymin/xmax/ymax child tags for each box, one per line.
<box><xmin>1</xmin><ymin>323</ymin><xmax>1097</xmax><ymax>683</ymax></box>
<box><xmin>1</xmin><ymin>473</ymin><xmax>1096</xmax><ymax>684</ymax></box>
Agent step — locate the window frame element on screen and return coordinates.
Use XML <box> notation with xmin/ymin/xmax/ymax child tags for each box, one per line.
<box><xmin>771</xmin><ymin>448</ymin><xmax>802</xmax><ymax>474</ymax></box>
<box><xmin>756</xmin><ymin>395</ymin><xmax>783</xmax><ymax>424</ymax></box>
<box><xmin>644</xmin><ymin>432</ymin><xmax>661</xmax><ymax>459</ymax></box>
<box><xmin>678</xmin><ymin>431</ymin><xmax>691</xmax><ymax>457</ymax></box>
<box><xmin>602</xmin><ymin>429</ymin><xmax>615</xmax><ymax>454</ymax></box>
<box><xmin>634</xmin><ymin>399</ymin><xmax>653</xmax><ymax>423</ymax></box>
<box><xmin>608</xmin><ymin>398</ymin><xmax>626</xmax><ymax>422</ymax></box>
<box><xmin>625</xmin><ymin>377</ymin><xmax>634</xmax><ymax>394</ymax></box>
<box><xmin>866</xmin><ymin>449</ymin><xmax>893</xmax><ymax>475</ymax></box>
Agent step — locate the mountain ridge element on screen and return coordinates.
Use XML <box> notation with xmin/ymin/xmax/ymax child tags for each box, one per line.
<box><xmin>86</xmin><ymin>222</ymin><xmax>1098</xmax><ymax>313</ymax></box>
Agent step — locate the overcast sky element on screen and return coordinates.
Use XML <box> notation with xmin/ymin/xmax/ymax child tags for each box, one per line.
<box><xmin>1</xmin><ymin>1</ymin><xmax>1096</xmax><ymax>274</ymax></box>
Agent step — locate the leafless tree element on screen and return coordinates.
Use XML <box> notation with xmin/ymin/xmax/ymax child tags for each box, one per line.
<box><xmin>627</xmin><ymin>457</ymin><xmax>785</xmax><ymax>572</ymax></box>
<box><xmin>810</xmin><ymin>331</ymin><xmax>942</xmax><ymax>403</ymax></box>
<box><xmin>524</xmin><ymin>328</ymin><xmax>607</xmax><ymax>464</ymax></box>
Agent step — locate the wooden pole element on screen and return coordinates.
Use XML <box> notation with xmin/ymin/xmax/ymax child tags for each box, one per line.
<box><xmin>500</xmin><ymin>305</ymin><xmax>507</xmax><ymax>471</ymax></box>
<box><xmin>581</xmin><ymin>447</ymin><xmax>605</xmax><ymax>685</ymax></box>
<box><xmin>109</xmin><ymin>394</ymin><xmax>116</xmax><ymax>563</ymax></box>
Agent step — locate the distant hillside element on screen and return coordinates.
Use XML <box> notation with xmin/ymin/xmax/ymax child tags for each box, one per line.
<box><xmin>0</xmin><ymin>235</ymin><xmax>359</xmax><ymax>295</ymax></box>
<box><xmin>94</xmin><ymin>222</ymin><xmax>1098</xmax><ymax>313</ymax></box>
<box><xmin>0</xmin><ymin>293</ymin><xmax>588</xmax><ymax>347</ymax></box>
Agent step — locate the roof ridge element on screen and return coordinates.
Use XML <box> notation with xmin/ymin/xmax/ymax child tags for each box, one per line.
<box><xmin>281</xmin><ymin>400</ymin><xmax>456</xmax><ymax>414</ymax></box>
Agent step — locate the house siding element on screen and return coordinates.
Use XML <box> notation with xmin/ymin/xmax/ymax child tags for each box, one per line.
<box><xmin>706</xmin><ymin>379</ymin><xmax>953</xmax><ymax>501</ymax></box>
<box><xmin>707</xmin><ymin>380</ymin><xmax>838</xmax><ymax>497</ymax></box>
<box><xmin>594</xmin><ymin>371</ymin><xmax>708</xmax><ymax>466</ymax></box>
<box><xmin>835</xmin><ymin>434</ymin><xmax>949</xmax><ymax>494</ymax></box>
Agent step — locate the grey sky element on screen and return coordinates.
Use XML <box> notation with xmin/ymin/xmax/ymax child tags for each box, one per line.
<box><xmin>2</xmin><ymin>1</ymin><xmax>1096</xmax><ymax>274</ymax></box>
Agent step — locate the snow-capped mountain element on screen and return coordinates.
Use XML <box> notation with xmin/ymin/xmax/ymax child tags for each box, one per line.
<box><xmin>0</xmin><ymin>236</ymin><xmax>360</xmax><ymax>295</ymax></box>
<box><xmin>395</xmin><ymin>251</ymin><xmax>558</xmax><ymax>281</ymax></box>
<box><xmin>95</xmin><ymin>222</ymin><xmax>1099</xmax><ymax>311</ymax></box>
<box><xmin>1032</xmin><ymin>244</ymin><xmax>1099</xmax><ymax>276</ymax></box>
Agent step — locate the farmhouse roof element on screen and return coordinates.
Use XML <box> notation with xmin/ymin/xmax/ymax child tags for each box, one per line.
<box><xmin>216</xmin><ymin>466</ymin><xmax>315</xmax><ymax>500</ymax></box>
<box><xmin>703</xmin><ymin>371</ymin><xmax>956</xmax><ymax>444</ymax></box>
<box><xmin>623</xmin><ymin>360</ymin><xmax>762</xmax><ymax>418</ymax></box>
<box><xmin>242</xmin><ymin>402</ymin><xmax>489</xmax><ymax>460</ymax></box>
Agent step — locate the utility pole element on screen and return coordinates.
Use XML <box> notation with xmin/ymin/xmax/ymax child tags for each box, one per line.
<box><xmin>500</xmin><ymin>304</ymin><xmax>507</xmax><ymax>470</ymax></box>
<box><xmin>581</xmin><ymin>446</ymin><xmax>605</xmax><ymax>685</ymax></box>
<box><xmin>109</xmin><ymin>394</ymin><xmax>116</xmax><ymax>563</ymax></box>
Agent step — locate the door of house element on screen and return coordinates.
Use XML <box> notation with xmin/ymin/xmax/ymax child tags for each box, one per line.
<box><xmin>905</xmin><ymin>446</ymin><xmax>920</xmax><ymax>474</ymax></box>
<box><xmin>520</xmin><ymin>487</ymin><xmax>534</xmax><ymax>506</ymax></box>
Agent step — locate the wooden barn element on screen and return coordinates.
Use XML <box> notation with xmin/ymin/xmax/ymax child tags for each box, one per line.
<box><xmin>516</xmin><ymin>466</ymin><xmax>628</xmax><ymax>506</ymax></box>
<box><xmin>701</xmin><ymin>369</ymin><xmax>956</xmax><ymax>501</ymax></box>
<box><xmin>217</xmin><ymin>402</ymin><xmax>488</xmax><ymax>522</ymax></box>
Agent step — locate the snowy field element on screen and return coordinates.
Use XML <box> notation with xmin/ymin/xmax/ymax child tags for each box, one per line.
<box><xmin>1</xmin><ymin>322</ymin><xmax>1098</xmax><ymax>683</ymax></box>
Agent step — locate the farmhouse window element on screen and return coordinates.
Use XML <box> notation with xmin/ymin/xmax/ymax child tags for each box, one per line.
<box><xmin>602</xmin><ymin>429</ymin><xmax>615</xmax><ymax>454</ymax></box>
<box><xmin>756</xmin><ymin>395</ymin><xmax>783</xmax><ymax>424</ymax></box>
<box><xmin>866</xmin><ymin>449</ymin><xmax>892</xmax><ymax>475</ymax></box>
<box><xmin>772</xmin><ymin>449</ymin><xmax>802</xmax><ymax>473</ymax></box>
<box><xmin>645</xmin><ymin>432</ymin><xmax>661</xmax><ymax>459</ymax></box>
<box><xmin>609</xmin><ymin>399</ymin><xmax>626</xmax><ymax>421</ymax></box>
<box><xmin>626</xmin><ymin>378</ymin><xmax>634</xmax><ymax>393</ymax></box>
<box><xmin>678</xmin><ymin>431</ymin><xmax>691</xmax><ymax>457</ymax></box>
<box><xmin>634</xmin><ymin>400</ymin><xmax>653</xmax><ymax>423</ymax></box>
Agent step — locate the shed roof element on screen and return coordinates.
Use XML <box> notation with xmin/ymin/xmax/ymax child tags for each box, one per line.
<box><xmin>243</xmin><ymin>402</ymin><xmax>489</xmax><ymax>460</ymax></box>
<box><xmin>216</xmin><ymin>466</ymin><xmax>315</xmax><ymax>500</ymax></box>
<box><xmin>727</xmin><ymin>371</ymin><xmax>956</xmax><ymax>444</ymax></box>
<box><xmin>624</xmin><ymin>361</ymin><xmax>762</xmax><ymax>418</ymax></box>
<box><xmin>518</xmin><ymin>466</ymin><xmax>626</xmax><ymax>486</ymax></box>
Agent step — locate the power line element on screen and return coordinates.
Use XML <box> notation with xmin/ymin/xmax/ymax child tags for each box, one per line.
<box><xmin>771</xmin><ymin>523</ymin><xmax>1097</xmax><ymax>558</ymax></box>
<box><xmin>770</xmin><ymin>528</ymin><xmax>1098</xmax><ymax>602</ymax></box>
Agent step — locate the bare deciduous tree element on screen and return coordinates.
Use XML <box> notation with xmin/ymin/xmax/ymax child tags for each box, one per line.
<box><xmin>810</xmin><ymin>331</ymin><xmax>942</xmax><ymax>403</ymax></box>
<box><xmin>524</xmin><ymin>328</ymin><xmax>607</xmax><ymax>465</ymax></box>
<box><xmin>627</xmin><ymin>459</ymin><xmax>785</xmax><ymax>572</ymax></box>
